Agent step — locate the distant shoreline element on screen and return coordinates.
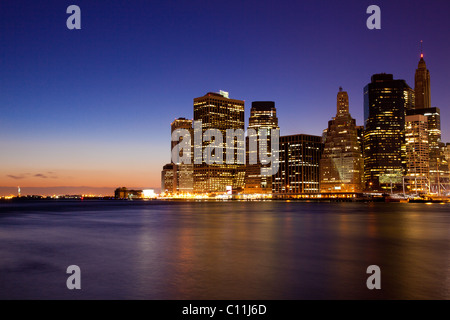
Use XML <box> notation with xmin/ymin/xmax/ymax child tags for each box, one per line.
<box><xmin>1</xmin><ymin>196</ymin><xmax>449</xmax><ymax>204</ymax></box>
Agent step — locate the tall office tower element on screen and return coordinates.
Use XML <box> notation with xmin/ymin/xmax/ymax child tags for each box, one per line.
<box><xmin>272</xmin><ymin>134</ymin><xmax>323</xmax><ymax>196</ymax></box>
<box><xmin>409</xmin><ymin>52</ymin><xmax>449</xmax><ymax>193</ymax></box>
<box><xmin>320</xmin><ymin>88</ymin><xmax>363</xmax><ymax>193</ymax></box>
<box><xmin>171</xmin><ymin>117</ymin><xmax>193</xmax><ymax>153</ymax></box>
<box><xmin>171</xmin><ymin>118</ymin><xmax>194</xmax><ymax>194</ymax></box>
<box><xmin>193</xmin><ymin>91</ymin><xmax>245</xmax><ymax>193</ymax></box>
<box><xmin>407</xmin><ymin>107</ymin><xmax>446</xmax><ymax>192</ymax></box>
<box><xmin>363</xmin><ymin>74</ymin><xmax>414</xmax><ymax>191</ymax></box>
<box><xmin>244</xmin><ymin>101</ymin><xmax>279</xmax><ymax>194</ymax></box>
<box><xmin>414</xmin><ymin>51</ymin><xmax>431</xmax><ymax>110</ymax></box>
<box><xmin>405</xmin><ymin>114</ymin><xmax>429</xmax><ymax>193</ymax></box>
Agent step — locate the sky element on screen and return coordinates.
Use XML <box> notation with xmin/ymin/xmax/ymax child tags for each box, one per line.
<box><xmin>1</xmin><ymin>0</ymin><xmax>450</xmax><ymax>196</ymax></box>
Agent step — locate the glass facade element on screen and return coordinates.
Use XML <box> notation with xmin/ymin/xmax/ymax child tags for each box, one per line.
<box><xmin>245</xmin><ymin>101</ymin><xmax>279</xmax><ymax>194</ymax></box>
<box><xmin>193</xmin><ymin>92</ymin><xmax>245</xmax><ymax>194</ymax></box>
<box><xmin>363</xmin><ymin>73</ymin><xmax>414</xmax><ymax>191</ymax></box>
<box><xmin>273</xmin><ymin>134</ymin><xmax>323</xmax><ymax>195</ymax></box>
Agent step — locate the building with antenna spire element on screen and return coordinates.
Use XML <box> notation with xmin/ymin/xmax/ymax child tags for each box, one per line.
<box><xmin>320</xmin><ymin>88</ymin><xmax>363</xmax><ymax>193</ymax></box>
<box><xmin>414</xmin><ymin>41</ymin><xmax>431</xmax><ymax>110</ymax></box>
<box><xmin>407</xmin><ymin>43</ymin><xmax>449</xmax><ymax>194</ymax></box>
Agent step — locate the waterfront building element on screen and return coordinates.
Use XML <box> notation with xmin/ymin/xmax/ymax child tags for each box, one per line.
<box><xmin>272</xmin><ymin>134</ymin><xmax>323</xmax><ymax>196</ymax></box>
<box><xmin>114</xmin><ymin>187</ymin><xmax>143</xmax><ymax>199</ymax></box>
<box><xmin>405</xmin><ymin>114</ymin><xmax>429</xmax><ymax>193</ymax></box>
<box><xmin>244</xmin><ymin>101</ymin><xmax>279</xmax><ymax>194</ymax></box>
<box><xmin>161</xmin><ymin>163</ymin><xmax>176</xmax><ymax>194</ymax></box>
<box><xmin>193</xmin><ymin>91</ymin><xmax>246</xmax><ymax>193</ymax></box>
<box><xmin>171</xmin><ymin>118</ymin><xmax>194</xmax><ymax>194</ymax></box>
<box><xmin>363</xmin><ymin>73</ymin><xmax>414</xmax><ymax>191</ymax></box>
<box><xmin>407</xmin><ymin>52</ymin><xmax>449</xmax><ymax>194</ymax></box>
<box><xmin>320</xmin><ymin>88</ymin><xmax>363</xmax><ymax>193</ymax></box>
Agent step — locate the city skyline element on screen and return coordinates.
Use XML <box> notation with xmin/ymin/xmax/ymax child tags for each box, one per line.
<box><xmin>2</xmin><ymin>1</ymin><xmax>450</xmax><ymax>196</ymax></box>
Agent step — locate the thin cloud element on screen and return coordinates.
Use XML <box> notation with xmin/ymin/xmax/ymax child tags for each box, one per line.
<box><xmin>7</xmin><ymin>174</ymin><xmax>26</xmax><ymax>180</ymax></box>
<box><xmin>6</xmin><ymin>172</ymin><xmax>58</xmax><ymax>180</ymax></box>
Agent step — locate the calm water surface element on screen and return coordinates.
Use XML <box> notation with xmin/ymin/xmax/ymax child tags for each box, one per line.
<box><xmin>0</xmin><ymin>200</ymin><xmax>449</xmax><ymax>299</ymax></box>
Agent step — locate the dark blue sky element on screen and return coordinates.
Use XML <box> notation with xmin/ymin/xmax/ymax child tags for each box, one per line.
<box><xmin>1</xmin><ymin>0</ymin><xmax>450</xmax><ymax>192</ymax></box>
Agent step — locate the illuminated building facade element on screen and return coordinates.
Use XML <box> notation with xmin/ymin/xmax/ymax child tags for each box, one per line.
<box><xmin>407</xmin><ymin>107</ymin><xmax>448</xmax><ymax>192</ymax></box>
<box><xmin>408</xmin><ymin>54</ymin><xmax>449</xmax><ymax>194</ymax></box>
<box><xmin>405</xmin><ymin>114</ymin><xmax>429</xmax><ymax>193</ymax></box>
<box><xmin>171</xmin><ymin>117</ymin><xmax>193</xmax><ymax>153</ymax></box>
<box><xmin>444</xmin><ymin>143</ymin><xmax>450</xmax><ymax>164</ymax></box>
<box><xmin>244</xmin><ymin>101</ymin><xmax>279</xmax><ymax>194</ymax></box>
<box><xmin>193</xmin><ymin>91</ymin><xmax>245</xmax><ymax>193</ymax></box>
<box><xmin>273</xmin><ymin>134</ymin><xmax>323</xmax><ymax>195</ymax></box>
<box><xmin>363</xmin><ymin>73</ymin><xmax>414</xmax><ymax>191</ymax></box>
<box><xmin>320</xmin><ymin>88</ymin><xmax>363</xmax><ymax>193</ymax></box>
<box><xmin>161</xmin><ymin>163</ymin><xmax>176</xmax><ymax>194</ymax></box>
<box><xmin>171</xmin><ymin>118</ymin><xmax>194</xmax><ymax>194</ymax></box>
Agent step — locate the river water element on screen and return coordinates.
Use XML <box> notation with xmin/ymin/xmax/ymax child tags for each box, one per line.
<box><xmin>0</xmin><ymin>200</ymin><xmax>448</xmax><ymax>299</ymax></box>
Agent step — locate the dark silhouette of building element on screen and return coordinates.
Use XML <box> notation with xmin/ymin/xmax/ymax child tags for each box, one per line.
<box><xmin>414</xmin><ymin>52</ymin><xmax>431</xmax><ymax>110</ymax></box>
<box><xmin>114</xmin><ymin>187</ymin><xmax>143</xmax><ymax>199</ymax></box>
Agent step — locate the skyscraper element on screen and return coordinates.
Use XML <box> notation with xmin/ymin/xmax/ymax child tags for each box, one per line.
<box><xmin>171</xmin><ymin>118</ymin><xmax>194</xmax><ymax>194</ymax></box>
<box><xmin>363</xmin><ymin>74</ymin><xmax>414</xmax><ymax>191</ymax></box>
<box><xmin>414</xmin><ymin>52</ymin><xmax>431</xmax><ymax>110</ymax></box>
<box><xmin>408</xmin><ymin>51</ymin><xmax>449</xmax><ymax>194</ymax></box>
<box><xmin>273</xmin><ymin>134</ymin><xmax>323</xmax><ymax>196</ymax></box>
<box><xmin>320</xmin><ymin>88</ymin><xmax>363</xmax><ymax>193</ymax></box>
<box><xmin>193</xmin><ymin>91</ymin><xmax>245</xmax><ymax>193</ymax></box>
<box><xmin>171</xmin><ymin>117</ymin><xmax>193</xmax><ymax>154</ymax></box>
<box><xmin>244</xmin><ymin>101</ymin><xmax>279</xmax><ymax>194</ymax></box>
<box><xmin>405</xmin><ymin>114</ymin><xmax>429</xmax><ymax>193</ymax></box>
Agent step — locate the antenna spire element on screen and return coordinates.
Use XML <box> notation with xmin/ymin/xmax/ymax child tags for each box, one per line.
<box><xmin>420</xmin><ymin>40</ymin><xmax>423</xmax><ymax>58</ymax></box>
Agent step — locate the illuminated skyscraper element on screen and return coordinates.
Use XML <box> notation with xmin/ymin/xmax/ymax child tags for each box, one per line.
<box><xmin>405</xmin><ymin>114</ymin><xmax>429</xmax><ymax>193</ymax></box>
<box><xmin>171</xmin><ymin>117</ymin><xmax>193</xmax><ymax>153</ymax></box>
<box><xmin>171</xmin><ymin>118</ymin><xmax>194</xmax><ymax>194</ymax></box>
<box><xmin>193</xmin><ymin>91</ymin><xmax>245</xmax><ymax>193</ymax></box>
<box><xmin>408</xmin><ymin>51</ymin><xmax>449</xmax><ymax>194</ymax></box>
<box><xmin>320</xmin><ymin>88</ymin><xmax>363</xmax><ymax>193</ymax></box>
<box><xmin>272</xmin><ymin>134</ymin><xmax>323</xmax><ymax>196</ymax></box>
<box><xmin>363</xmin><ymin>74</ymin><xmax>414</xmax><ymax>191</ymax></box>
<box><xmin>244</xmin><ymin>101</ymin><xmax>279</xmax><ymax>194</ymax></box>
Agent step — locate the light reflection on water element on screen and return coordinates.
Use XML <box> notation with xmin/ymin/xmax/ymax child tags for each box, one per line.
<box><xmin>0</xmin><ymin>201</ymin><xmax>449</xmax><ymax>299</ymax></box>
